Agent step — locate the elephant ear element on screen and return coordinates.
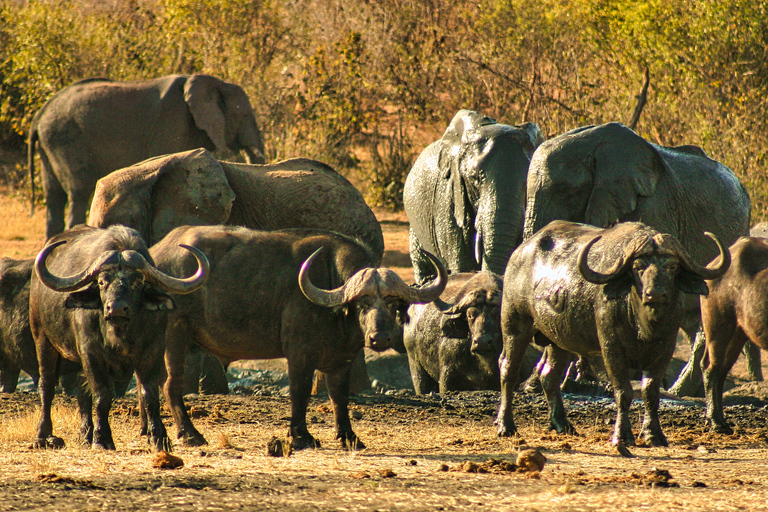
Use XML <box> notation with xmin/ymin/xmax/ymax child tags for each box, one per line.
<box><xmin>88</xmin><ymin>148</ymin><xmax>235</xmax><ymax>246</ymax></box>
<box><xmin>584</xmin><ymin>123</ymin><xmax>661</xmax><ymax>228</ymax></box>
<box><xmin>184</xmin><ymin>75</ymin><xmax>228</xmax><ymax>153</ymax></box>
<box><xmin>438</xmin><ymin>110</ymin><xmax>496</xmax><ymax>229</ymax></box>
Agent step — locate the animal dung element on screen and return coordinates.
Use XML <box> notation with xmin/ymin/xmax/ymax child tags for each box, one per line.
<box><xmin>152</xmin><ymin>451</ymin><xmax>184</xmax><ymax>469</ymax></box>
<box><xmin>516</xmin><ymin>449</ymin><xmax>547</xmax><ymax>472</ymax></box>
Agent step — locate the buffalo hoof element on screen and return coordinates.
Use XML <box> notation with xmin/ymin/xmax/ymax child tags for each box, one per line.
<box><xmin>31</xmin><ymin>436</ymin><xmax>66</xmax><ymax>450</ymax></box>
<box><xmin>150</xmin><ymin>436</ymin><xmax>174</xmax><ymax>453</ymax></box>
<box><xmin>641</xmin><ymin>430</ymin><xmax>668</xmax><ymax>447</ymax></box>
<box><xmin>611</xmin><ymin>433</ymin><xmax>636</xmax><ymax>447</ymax></box>
<box><xmin>496</xmin><ymin>423</ymin><xmax>518</xmax><ymax>437</ymax></box>
<box><xmin>550</xmin><ymin>420</ymin><xmax>577</xmax><ymax>436</ymax></box>
<box><xmin>92</xmin><ymin>440</ymin><xmax>116</xmax><ymax>451</ymax></box>
<box><xmin>339</xmin><ymin>434</ymin><xmax>365</xmax><ymax>451</ymax></box>
<box><xmin>615</xmin><ymin>441</ymin><xmax>635</xmax><ymax>458</ymax></box>
<box><xmin>179</xmin><ymin>431</ymin><xmax>208</xmax><ymax>447</ymax></box>
<box><xmin>290</xmin><ymin>434</ymin><xmax>321</xmax><ymax>451</ymax></box>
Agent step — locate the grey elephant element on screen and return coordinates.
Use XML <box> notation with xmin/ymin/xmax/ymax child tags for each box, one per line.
<box><xmin>29</xmin><ymin>74</ymin><xmax>266</xmax><ymax>240</ymax></box>
<box><xmin>87</xmin><ymin>148</ymin><xmax>384</xmax><ymax>261</ymax></box>
<box><xmin>403</xmin><ymin>109</ymin><xmax>544</xmax><ymax>284</ymax></box>
<box><xmin>522</xmin><ymin>122</ymin><xmax>752</xmax><ymax>396</ymax></box>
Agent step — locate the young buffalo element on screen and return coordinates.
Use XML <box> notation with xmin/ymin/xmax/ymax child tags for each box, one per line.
<box><xmin>404</xmin><ymin>271</ymin><xmax>503</xmax><ymax>393</ymax></box>
<box><xmin>497</xmin><ymin>221</ymin><xmax>729</xmax><ymax>449</ymax></box>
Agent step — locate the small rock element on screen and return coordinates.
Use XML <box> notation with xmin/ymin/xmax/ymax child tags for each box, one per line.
<box><xmin>406</xmin><ymin>460</ymin><xmax>417</xmax><ymax>466</ymax></box>
<box><xmin>352</xmin><ymin>411</ymin><xmax>363</xmax><ymax>420</ymax></box>
<box><xmin>696</xmin><ymin>445</ymin><xmax>714</xmax><ymax>454</ymax></box>
<box><xmin>350</xmin><ymin>471</ymin><xmax>370</xmax><ymax>479</ymax></box>
<box><xmin>460</xmin><ymin>461</ymin><xmax>486</xmax><ymax>473</ymax></box>
<box><xmin>378</xmin><ymin>468</ymin><xmax>397</xmax><ymax>478</ymax></box>
<box><xmin>437</xmin><ymin>464</ymin><xmax>449</xmax><ymax>472</ymax></box>
<box><xmin>516</xmin><ymin>449</ymin><xmax>547</xmax><ymax>472</ymax></box>
<box><xmin>152</xmin><ymin>451</ymin><xmax>184</xmax><ymax>469</ymax></box>
<box><xmin>692</xmin><ymin>481</ymin><xmax>707</xmax><ymax>488</ymax></box>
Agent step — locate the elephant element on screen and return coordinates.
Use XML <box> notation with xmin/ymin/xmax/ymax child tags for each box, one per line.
<box><xmin>28</xmin><ymin>74</ymin><xmax>266</xmax><ymax>240</ymax></box>
<box><xmin>87</xmin><ymin>148</ymin><xmax>384</xmax><ymax>262</ymax></box>
<box><xmin>522</xmin><ymin>122</ymin><xmax>752</xmax><ymax>396</ymax></box>
<box><xmin>403</xmin><ymin>109</ymin><xmax>544</xmax><ymax>284</ymax></box>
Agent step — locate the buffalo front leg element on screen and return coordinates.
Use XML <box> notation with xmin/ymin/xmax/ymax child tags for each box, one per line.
<box><xmin>135</xmin><ymin>371</ymin><xmax>172</xmax><ymax>452</ymax></box>
<box><xmin>325</xmin><ymin>361</ymin><xmax>365</xmax><ymax>450</ymax></box>
<box><xmin>33</xmin><ymin>340</ymin><xmax>65</xmax><ymax>449</ymax></box>
<box><xmin>600</xmin><ymin>345</ymin><xmax>635</xmax><ymax>446</ymax></box>
<box><xmin>287</xmin><ymin>353</ymin><xmax>321</xmax><ymax>451</ymax></box>
<box><xmin>496</xmin><ymin>313</ymin><xmax>535</xmax><ymax>437</ymax></box>
<box><xmin>74</xmin><ymin>375</ymin><xmax>94</xmax><ymax>446</ymax></box>
<box><xmin>80</xmin><ymin>355</ymin><xmax>116</xmax><ymax>450</ymax></box>
<box><xmin>407</xmin><ymin>353</ymin><xmax>438</xmax><ymax>395</ymax></box>
<box><xmin>639</xmin><ymin>372</ymin><xmax>668</xmax><ymax>446</ymax></box>
<box><xmin>539</xmin><ymin>344</ymin><xmax>577</xmax><ymax>435</ymax></box>
<box><xmin>163</xmin><ymin>320</ymin><xmax>207</xmax><ymax>446</ymax></box>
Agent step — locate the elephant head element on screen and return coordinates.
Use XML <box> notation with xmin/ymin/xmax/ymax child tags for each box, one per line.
<box><xmin>184</xmin><ymin>74</ymin><xmax>266</xmax><ymax>164</ymax></box>
<box><xmin>523</xmin><ymin>123</ymin><xmax>662</xmax><ymax>240</ymax></box>
<box><xmin>88</xmin><ymin>149</ymin><xmax>235</xmax><ymax>246</ymax></box>
<box><xmin>411</xmin><ymin>109</ymin><xmax>543</xmax><ymax>279</ymax></box>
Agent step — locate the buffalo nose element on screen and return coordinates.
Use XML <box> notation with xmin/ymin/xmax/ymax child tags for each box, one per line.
<box><xmin>105</xmin><ymin>301</ymin><xmax>130</xmax><ymax>317</ymax></box>
<box><xmin>471</xmin><ymin>335</ymin><xmax>495</xmax><ymax>353</ymax></box>
<box><xmin>368</xmin><ymin>332</ymin><xmax>391</xmax><ymax>351</ymax></box>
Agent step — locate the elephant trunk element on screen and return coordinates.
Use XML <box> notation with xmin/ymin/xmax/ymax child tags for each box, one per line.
<box><xmin>475</xmin><ymin>192</ymin><xmax>524</xmax><ymax>276</ymax></box>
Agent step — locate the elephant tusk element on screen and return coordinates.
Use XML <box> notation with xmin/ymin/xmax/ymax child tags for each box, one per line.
<box><xmin>475</xmin><ymin>231</ymin><xmax>483</xmax><ymax>267</ymax></box>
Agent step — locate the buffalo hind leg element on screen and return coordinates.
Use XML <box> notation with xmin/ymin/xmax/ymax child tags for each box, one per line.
<box><xmin>325</xmin><ymin>362</ymin><xmax>364</xmax><ymax>450</ymax></box>
<box><xmin>75</xmin><ymin>375</ymin><xmax>94</xmax><ymax>446</ymax></box>
<box><xmin>407</xmin><ymin>354</ymin><xmax>438</xmax><ymax>395</ymax></box>
<box><xmin>703</xmin><ymin>328</ymin><xmax>748</xmax><ymax>435</ymax></box>
<box><xmin>80</xmin><ymin>354</ymin><xmax>115</xmax><ymax>450</ymax></box>
<box><xmin>136</xmin><ymin>369</ymin><xmax>172</xmax><ymax>452</ymax></box>
<box><xmin>539</xmin><ymin>345</ymin><xmax>577</xmax><ymax>435</ymax></box>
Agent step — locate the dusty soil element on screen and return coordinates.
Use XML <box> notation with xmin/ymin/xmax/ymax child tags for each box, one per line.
<box><xmin>0</xmin><ymin>186</ymin><xmax>767</xmax><ymax>511</ymax></box>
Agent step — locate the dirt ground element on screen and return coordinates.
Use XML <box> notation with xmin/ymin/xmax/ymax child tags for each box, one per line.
<box><xmin>0</xmin><ymin>185</ymin><xmax>767</xmax><ymax>511</ymax></box>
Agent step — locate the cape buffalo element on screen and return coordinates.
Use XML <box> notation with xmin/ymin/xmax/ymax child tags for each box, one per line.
<box><xmin>404</xmin><ymin>271</ymin><xmax>503</xmax><ymax>394</ymax></box>
<box><xmin>150</xmin><ymin>226</ymin><xmax>447</xmax><ymax>450</ymax></box>
<box><xmin>30</xmin><ymin>225</ymin><xmax>209</xmax><ymax>451</ymax></box>
<box><xmin>0</xmin><ymin>258</ymin><xmax>36</xmax><ymax>392</ymax></box>
<box><xmin>497</xmin><ymin>221</ymin><xmax>729</xmax><ymax>448</ymax></box>
<box><xmin>700</xmin><ymin>236</ymin><xmax>768</xmax><ymax>433</ymax></box>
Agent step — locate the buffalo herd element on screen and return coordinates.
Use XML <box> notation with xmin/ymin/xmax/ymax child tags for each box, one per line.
<box><xmin>3</xmin><ymin>76</ymin><xmax>767</xmax><ymax>454</ymax></box>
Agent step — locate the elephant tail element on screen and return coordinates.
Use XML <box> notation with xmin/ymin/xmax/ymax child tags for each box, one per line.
<box><xmin>28</xmin><ymin>126</ymin><xmax>38</xmax><ymax>216</ymax></box>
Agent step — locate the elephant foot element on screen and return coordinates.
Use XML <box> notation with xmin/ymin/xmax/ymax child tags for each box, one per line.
<box><xmin>338</xmin><ymin>432</ymin><xmax>365</xmax><ymax>451</ymax></box>
<box><xmin>290</xmin><ymin>434</ymin><xmax>321</xmax><ymax>451</ymax></box>
<box><xmin>709</xmin><ymin>420</ymin><xmax>734</xmax><ymax>436</ymax></box>
<box><xmin>32</xmin><ymin>436</ymin><xmax>66</xmax><ymax>450</ymax></box>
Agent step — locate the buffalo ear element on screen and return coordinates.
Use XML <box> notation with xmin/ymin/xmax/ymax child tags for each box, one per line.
<box><xmin>141</xmin><ymin>288</ymin><xmax>175</xmax><ymax>311</ymax></box>
<box><xmin>184</xmin><ymin>74</ymin><xmax>228</xmax><ymax>153</ymax></box>
<box><xmin>64</xmin><ymin>287</ymin><xmax>101</xmax><ymax>310</ymax></box>
<box><xmin>677</xmin><ymin>272</ymin><xmax>710</xmax><ymax>296</ymax></box>
<box><xmin>602</xmin><ymin>276</ymin><xmax>633</xmax><ymax>300</ymax></box>
<box><xmin>440</xmin><ymin>312</ymin><xmax>469</xmax><ymax>339</ymax></box>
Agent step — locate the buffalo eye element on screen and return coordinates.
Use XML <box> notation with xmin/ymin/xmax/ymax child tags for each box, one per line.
<box><xmin>632</xmin><ymin>259</ymin><xmax>648</xmax><ymax>274</ymax></box>
<box><xmin>466</xmin><ymin>306</ymin><xmax>480</xmax><ymax>321</ymax></box>
<box><xmin>663</xmin><ymin>260</ymin><xmax>679</xmax><ymax>273</ymax></box>
<box><xmin>384</xmin><ymin>297</ymin><xmax>402</xmax><ymax>313</ymax></box>
<box><xmin>98</xmin><ymin>274</ymin><xmax>112</xmax><ymax>288</ymax></box>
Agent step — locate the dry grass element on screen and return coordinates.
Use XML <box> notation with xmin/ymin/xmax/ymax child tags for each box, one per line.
<box><xmin>0</xmin><ymin>187</ymin><xmax>45</xmax><ymax>259</ymax></box>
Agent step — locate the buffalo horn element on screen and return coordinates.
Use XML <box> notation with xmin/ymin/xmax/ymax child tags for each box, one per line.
<box><xmin>134</xmin><ymin>245</ymin><xmax>210</xmax><ymax>294</ymax></box>
<box><xmin>35</xmin><ymin>241</ymin><xmax>119</xmax><ymax>292</ymax></box>
<box><xmin>299</xmin><ymin>247</ymin><xmax>347</xmax><ymax>307</ymax></box>
<box><xmin>578</xmin><ymin>235</ymin><xmax>636</xmax><ymax>285</ymax></box>
<box><xmin>398</xmin><ymin>250</ymin><xmax>448</xmax><ymax>303</ymax></box>
<box><xmin>663</xmin><ymin>231</ymin><xmax>731</xmax><ymax>281</ymax></box>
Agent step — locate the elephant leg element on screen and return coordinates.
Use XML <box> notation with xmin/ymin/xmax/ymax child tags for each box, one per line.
<box><xmin>668</xmin><ymin>326</ymin><xmax>706</xmax><ymax>397</ymax></box>
<box><xmin>40</xmin><ymin>163</ymin><xmax>67</xmax><ymax>239</ymax></box>
<box><xmin>65</xmin><ymin>187</ymin><xmax>93</xmax><ymax>231</ymax></box>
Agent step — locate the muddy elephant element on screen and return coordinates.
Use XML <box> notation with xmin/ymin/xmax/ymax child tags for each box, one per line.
<box><xmin>29</xmin><ymin>74</ymin><xmax>266</xmax><ymax>239</ymax></box>
<box><xmin>403</xmin><ymin>109</ymin><xmax>544</xmax><ymax>283</ymax></box>
<box><xmin>523</xmin><ymin>122</ymin><xmax>751</xmax><ymax>396</ymax></box>
<box><xmin>87</xmin><ymin>148</ymin><xmax>384</xmax><ymax>261</ymax></box>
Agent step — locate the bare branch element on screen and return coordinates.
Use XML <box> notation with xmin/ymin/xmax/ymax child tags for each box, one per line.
<box><xmin>627</xmin><ymin>67</ymin><xmax>650</xmax><ymax>130</ymax></box>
